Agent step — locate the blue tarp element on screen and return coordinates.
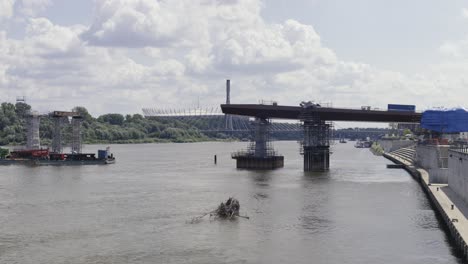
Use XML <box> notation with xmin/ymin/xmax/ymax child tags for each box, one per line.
<box><xmin>421</xmin><ymin>108</ymin><xmax>468</xmax><ymax>133</ymax></box>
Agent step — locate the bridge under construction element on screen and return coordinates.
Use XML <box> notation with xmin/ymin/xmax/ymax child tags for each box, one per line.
<box><xmin>142</xmin><ymin>79</ymin><xmax>417</xmax><ymax>171</ymax></box>
<box><xmin>24</xmin><ymin>110</ymin><xmax>83</xmax><ymax>154</ymax></box>
<box><xmin>221</xmin><ymin>103</ymin><xmax>421</xmax><ymax>171</ymax></box>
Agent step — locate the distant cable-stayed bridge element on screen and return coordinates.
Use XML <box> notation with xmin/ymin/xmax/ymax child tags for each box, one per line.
<box><xmin>142</xmin><ymin>106</ymin><xmax>302</xmax><ymax>133</ymax></box>
<box><xmin>142</xmin><ymin>107</ymin><xmax>224</xmax><ymax>118</ymax></box>
<box><xmin>142</xmin><ymin>109</ymin><xmax>393</xmax><ymax>143</ymax></box>
<box><xmin>141</xmin><ymin>106</ymin><xmax>389</xmax><ymax>140</ymax></box>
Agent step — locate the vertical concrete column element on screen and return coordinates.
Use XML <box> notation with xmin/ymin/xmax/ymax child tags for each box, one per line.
<box><xmin>26</xmin><ymin>114</ymin><xmax>40</xmax><ymax>149</ymax></box>
<box><xmin>51</xmin><ymin>117</ymin><xmax>63</xmax><ymax>153</ymax></box>
<box><xmin>71</xmin><ymin>116</ymin><xmax>83</xmax><ymax>154</ymax></box>
<box><xmin>254</xmin><ymin>117</ymin><xmax>269</xmax><ymax>157</ymax></box>
<box><xmin>231</xmin><ymin>116</ymin><xmax>283</xmax><ymax>170</ymax></box>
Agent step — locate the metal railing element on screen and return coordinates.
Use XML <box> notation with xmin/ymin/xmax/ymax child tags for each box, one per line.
<box><xmin>449</xmin><ymin>144</ymin><xmax>468</xmax><ymax>154</ymax></box>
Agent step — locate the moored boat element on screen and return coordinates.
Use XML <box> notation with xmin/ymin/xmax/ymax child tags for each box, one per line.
<box><xmin>354</xmin><ymin>140</ymin><xmax>372</xmax><ymax>148</ymax></box>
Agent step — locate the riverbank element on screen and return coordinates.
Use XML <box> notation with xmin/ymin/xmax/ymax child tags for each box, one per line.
<box><xmin>3</xmin><ymin>137</ymin><xmax>240</xmax><ymax>147</ymax></box>
<box><xmin>383</xmin><ymin>152</ymin><xmax>468</xmax><ymax>261</ymax></box>
<box><xmin>82</xmin><ymin>137</ymin><xmax>228</xmax><ymax>144</ymax></box>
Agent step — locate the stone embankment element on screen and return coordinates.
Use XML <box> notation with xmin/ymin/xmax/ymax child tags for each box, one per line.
<box><xmin>384</xmin><ymin>148</ymin><xmax>468</xmax><ymax>261</ymax></box>
<box><xmin>378</xmin><ymin>139</ymin><xmax>415</xmax><ymax>152</ymax></box>
<box><xmin>388</xmin><ymin>146</ymin><xmax>415</xmax><ymax>163</ymax></box>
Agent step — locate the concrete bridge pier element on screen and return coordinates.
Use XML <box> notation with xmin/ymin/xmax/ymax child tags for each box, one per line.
<box><xmin>51</xmin><ymin>116</ymin><xmax>64</xmax><ymax>153</ymax></box>
<box><xmin>302</xmin><ymin>116</ymin><xmax>331</xmax><ymax>172</ymax></box>
<box><xmin>232</xmin><ymin>117</ymin><xmax>284</xmax><ymax>169</ymax></box>
<box><xmin>26</xmin><ymin>113</ymin><xmax>41</xmax><ymax>149</ymax></box>
<box><xmin>303</xmin><ymin>146</ymin><xmax>330</xmax><ymax>171</ymax></box>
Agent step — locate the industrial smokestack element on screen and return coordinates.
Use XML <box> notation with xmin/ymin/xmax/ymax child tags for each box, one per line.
<box><xmin>224</xmin><ymin>79</ymin><xmax>233</xmax><ymax>130</ymax></box>
<box><xmin>226</xmin><ymin>79</ymin><xmax>231</xmax><ymax>104</ymax></box>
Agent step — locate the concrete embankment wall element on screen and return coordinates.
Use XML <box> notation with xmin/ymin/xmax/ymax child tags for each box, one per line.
<box><xmin>378</xmin><ymin>139</ymin><xmax>414</xmax><ymax>153</ymax></box>
<box><xmin>415</xmin><ymin>145</ymin><xmax>449</xmax><ymax>184</ymax></box>
<box><xmin>383</xmin><ymin>153</ymin><xmax>468</xmax><ymax>261</ymax></box>
<box><xmin>448</xmin><ymin>150</ymin><xmax>468</xmax><ymax>205</ymax></box>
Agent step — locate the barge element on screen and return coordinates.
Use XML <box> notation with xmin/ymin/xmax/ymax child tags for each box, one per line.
<box><xmin>0</xmin><ymin>148</ymin><xmax>115</xmax><ymax>166</ymax></box>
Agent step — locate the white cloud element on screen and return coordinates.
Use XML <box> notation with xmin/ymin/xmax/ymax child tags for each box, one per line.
<box><xmin>25</xmin><ymin>18</ymin><xmax>86</xmax><ymax>58</ymax></box>
<box><xmin>2</xmin><ymin>0</ymin><xmax>468</xmax><ymax>117</ymax></box>
<box><xmin>440</xmin><ymin>39</ymin><xmax>468</xmax><ymax>59</ymax></box>
<box><xmin>17</xmin><ymin>0</ymin><xmax>52</xmax><ymax>18</ymax></box>
<box><xmin>82</xmin><ymin>0</ymin><xmax>191</xmax><ymax>47</ymax></box>
<box><xmin>463</xmin><ymin>8</ymin><xmax>468</xmax><ymax>18</ymax></box>
<box><xmin>0</xmin><ymin>0</ymin><xmax>51</xmax><ymax>22</ymax></box>
<box><xmin>439</xmin><ymin>9</ymin><xmax>468</xmax><ymax>59</ymax></box>
<box><xmin>0</xmin><ymin>0</ymin><xmax>15</xmax><ymax>20</ymax></box>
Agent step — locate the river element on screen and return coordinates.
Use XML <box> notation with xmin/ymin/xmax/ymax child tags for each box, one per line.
<box><xmin>0</xmin><ymin>141</ymin><xmax>463</xmax><ymax>263</ymax></box>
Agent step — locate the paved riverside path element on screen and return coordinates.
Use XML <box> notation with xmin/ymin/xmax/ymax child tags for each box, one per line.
<box><xmin>386</xmin><ymin>153</ymin><xmax>468</xmax><ymax>258</ymax></box>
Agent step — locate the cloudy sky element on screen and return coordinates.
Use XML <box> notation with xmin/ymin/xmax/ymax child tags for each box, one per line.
<box><xmin>1</xmin><ymin>0</ymin><xmax>468</xmax><ymax>118</ymax></box>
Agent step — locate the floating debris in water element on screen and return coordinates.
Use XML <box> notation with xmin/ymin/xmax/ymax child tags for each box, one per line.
<box><xmin>189</xmin><ymin>197</ymin><xmax>249</xmax><ymax>224</ymax></box>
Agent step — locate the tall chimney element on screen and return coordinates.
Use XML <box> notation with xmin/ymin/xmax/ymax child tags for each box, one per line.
<box><xmin>226</xmin><ymin>79</ymin><xmax>231</xmax><ymax>104</ymax></box>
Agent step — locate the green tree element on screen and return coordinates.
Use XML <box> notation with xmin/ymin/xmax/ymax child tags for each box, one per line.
<box><xmin>73</xmin><ymin>106</ymin><xmax>94</xmax><ymax>122</ymax></box>
<box><xmin>1</xmin><ymin>103</ymin><xmax>16</xmax><ymax>124</ymax></box>
<box><xmin>403</xmin><ymin>128</ymin><xmax>412</xmax><ymax>136</ymax></box>
<box><xmin>98</xmin><ymin>114</ymin><xmax>125</xmax><ymax>125</ymax></box>
<box><xmin>15</xmin><ymin>102</ymin><xmax>31</xmax><ymax>117</ymax></box>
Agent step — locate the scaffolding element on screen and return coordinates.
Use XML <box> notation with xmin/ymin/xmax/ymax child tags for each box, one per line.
<box><xmin>71</xmin><ymin>117</ymin><xmax>83</xmax><ymax>154</ymax></box>
<box><xmin>26</xmin><ymin>111</ymin><xmax>41</xmax><ymax>149</ymax></box>
<box><xmin>51</xmin><ymin>116</ymin><xmax>64</xmax><ymax>153</ymax></box>
<box><xmin>16</xmin><ymin>96</ymin><xmax>26</xmax><ymax>103</ymax></box>
<box><xmin>300</xmin><ymin>106</ymin><xmax>333</xmax><ymax>171</ymax></box>
<box><xmin>231</xmin><ymin>118</ymin><xmax>279</xmax><ymax>158</ymax></box>
<box><xmin>231</xmin><ymin>117</ymin><xmax>284</xmax><ymax>169</ymax></box>
<box><xmin>50</xmin><ymin>111</ymin><xmax>82</xmax><ymax>154</ymax></box>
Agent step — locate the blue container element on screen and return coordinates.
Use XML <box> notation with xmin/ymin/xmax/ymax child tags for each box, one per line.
<box><xmin>98</xmin><ymin>150</ymin><xmax>107</xmax><ymax>159</ymax></box>
<box><xmin>388</xmin><ymin>104</ymin><xmax>416</xmax><ymax>112</ymax></box>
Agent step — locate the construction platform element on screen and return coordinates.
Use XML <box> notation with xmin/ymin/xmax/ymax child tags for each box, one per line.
<box><xmin>231</xmin><ymin>153</ymin><xmax>284</xmax><ymax>169</ymax></box>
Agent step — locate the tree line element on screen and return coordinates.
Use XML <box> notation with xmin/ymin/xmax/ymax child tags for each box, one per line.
<box><xmin>0</xmin><ymin>102</ymin><xmax>212</xmax><ymax>146</ymax></box>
